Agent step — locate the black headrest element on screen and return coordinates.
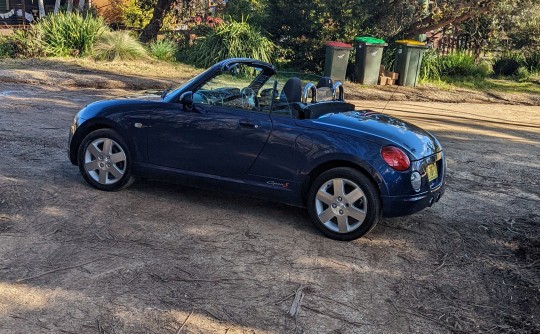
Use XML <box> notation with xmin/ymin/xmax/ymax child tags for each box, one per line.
<box><xmin>317</xmin><ymin>77</ymin><xmax>333</xmax><ymax>88</ymax></box>
<box><xmin>280</xmin><ymin>77</ymin><xmax>302</xmax><ymax>103</ymax></box>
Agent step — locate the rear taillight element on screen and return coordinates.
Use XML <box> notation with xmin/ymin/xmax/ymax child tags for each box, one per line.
<box><xmin>381</xmin><ymin>146</ymin><xmax>410</xmax><ymax>171</ymax></box>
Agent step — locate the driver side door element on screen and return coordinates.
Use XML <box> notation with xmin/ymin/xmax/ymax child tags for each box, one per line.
<box><xmin>147</xmin><ymin>67</ymin><xmax>273</xmax><ymax>178</ymax></box>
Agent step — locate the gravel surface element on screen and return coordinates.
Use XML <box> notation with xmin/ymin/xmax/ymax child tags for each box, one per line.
<box><xmin>0</xmin><ymin>83</ymin><xmax>539</xmax><ymax>333</ymax></box>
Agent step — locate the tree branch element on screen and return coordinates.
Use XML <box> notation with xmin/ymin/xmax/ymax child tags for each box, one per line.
<box><xmin>401</xmin><ymin>0</ymin><xmax>494</xmax><ymax>38</ymax></box>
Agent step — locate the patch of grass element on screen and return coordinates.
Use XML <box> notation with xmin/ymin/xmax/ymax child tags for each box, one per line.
<box><xmin>93</xmin><ymin>31</ymin><xmax>148</xmax><ymax>61</ymax></box>
<box><xmin>423</xmin><ymin>76</ymin><xmax>540</xmax><ymax>95</ymax></box>
<box><xmin>149</xmin><ymin>39</ymin><xmax>178</xmax><ymax>61</ymax></box>
<box><xmin>0</xmin><ymin>57</ymin><xmax>201</xmax><ymax>81</ymax></box>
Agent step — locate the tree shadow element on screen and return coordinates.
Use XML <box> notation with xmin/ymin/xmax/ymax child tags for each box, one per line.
<box><xmin>0</xmin><ymin>84</ymin><xmax>539</xmax><ymax>333</ymax></box>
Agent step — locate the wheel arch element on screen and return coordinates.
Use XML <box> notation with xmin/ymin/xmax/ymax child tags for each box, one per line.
<box><xmin>70</xmin><ymin>118</ymin><xmax>130</xmax><ymax>166</ymax></box>
<box><xmin>302</xmin><ymin>159</ymin><xmax>386</xmax><ymax>204</ymax></box>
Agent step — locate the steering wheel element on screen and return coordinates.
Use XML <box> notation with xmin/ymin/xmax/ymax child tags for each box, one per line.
<box><xmin>240</xmin><ymin>87</ymin><xmax>257</xmax><ymax>110</ymax></box>
<box><xmin>193</xmin><ymin>91</ymin><xmax>210</xmax><ymax>105</ymax></box>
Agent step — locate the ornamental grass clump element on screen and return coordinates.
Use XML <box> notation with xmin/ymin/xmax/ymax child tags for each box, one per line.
<box><xmin>183</xmin><ymin>18</ymin><xmax>275</xmax><ymax>68</ymax></box>
<box><xmin>149</xmin><ymin>39</ymin><xmax>178</xmax><ymax>61</ymax></box>
<box><xmin>35</xmin><ymin>12</ymin><xmax>106</xmax><ymax>57</ymax></box>
<box><xmin>93</xmin><ymin>30</ymin><xmax>148</xmax><ymax>61</ymax></box>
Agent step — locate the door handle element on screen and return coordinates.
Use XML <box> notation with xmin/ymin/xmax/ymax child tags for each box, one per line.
<box><xmin>239</xmin><ymin>121</ymin><xmax>259</xmax><ymax>129</ymax></box>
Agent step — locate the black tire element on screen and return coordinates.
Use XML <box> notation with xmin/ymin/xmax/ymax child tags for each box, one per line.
<box><xmin>77</xmin><ymin>128</ymin><xmax>135</xmax><ymax>191</ymax></box>
<box><xmin>306</xmin><ymin>167</ymin><xmax>381</xmax><ymax>241</ymax></box>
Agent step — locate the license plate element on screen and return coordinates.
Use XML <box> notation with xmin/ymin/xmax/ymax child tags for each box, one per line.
<box><xmin>426</xmin><ymin>163</ymin><xmax>438</xmax><ymax>182</ymax></box>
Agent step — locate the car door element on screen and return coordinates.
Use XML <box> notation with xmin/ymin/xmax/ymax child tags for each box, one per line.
<box><xmin>147</xmin><ymin>101</ymin><xmax>272</xmax><ymax>178</ymax></box>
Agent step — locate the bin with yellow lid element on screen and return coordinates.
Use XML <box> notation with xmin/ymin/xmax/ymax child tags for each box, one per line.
<box><xmin>394</xmin><ymin>39</ymin><xmax>428</xmax><ymax>86</ymax></box>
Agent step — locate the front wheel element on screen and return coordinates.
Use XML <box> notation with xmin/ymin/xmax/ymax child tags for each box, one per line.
<box><xmin>307</xmin><ymin>167</ymin><xmax>381</xmax><ymax>241</ymax></box>
<box><xmin>77</xmin><ymin>129</ymin><xmax>134</xmax><ymax>191</ymax></box>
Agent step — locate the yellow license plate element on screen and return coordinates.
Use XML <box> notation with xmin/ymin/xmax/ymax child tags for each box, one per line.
<box><xmin>426</xmin><ymin>163</ymin><xmax>438</xmax><ymax>182</ymax></box>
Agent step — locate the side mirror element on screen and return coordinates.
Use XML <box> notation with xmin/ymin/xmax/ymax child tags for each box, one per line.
<box><xmin>179</xmin><ymin>91</ymin><xmax>194</xmax><ymax>111</ymax></box>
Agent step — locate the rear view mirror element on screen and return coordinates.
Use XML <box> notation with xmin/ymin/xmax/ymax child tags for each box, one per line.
<box><xmin>179</xmin><ymin>91</ymin><xmax>194</xmax><ymax>111</ymax></box>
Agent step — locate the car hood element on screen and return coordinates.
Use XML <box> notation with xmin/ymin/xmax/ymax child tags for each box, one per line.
<box><xmin>298</xmin><ymin>110</ymin><xmax>442</xmax><ymax>160</ymax></box>
<box><xmin>77</xmin><ymin>95</ymin><xmax>166</xmax><ymax>121</ymax></box>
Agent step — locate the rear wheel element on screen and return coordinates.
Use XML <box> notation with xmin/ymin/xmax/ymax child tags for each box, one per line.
<box><xmin>77</xmin><ymin>129</ymin><xmax>134</xmax><ymax>191</ymax></box>
<box><xmin>307</xmin><ymin>167</ymin><xmax>381</xmax><ymax>241</ymax></box>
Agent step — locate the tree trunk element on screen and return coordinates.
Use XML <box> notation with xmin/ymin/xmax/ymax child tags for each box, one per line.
<box><xmin>67</xmin><ymin>0</ymin><xmax>74</xmax><ymax>12</ymax></box>
<box><xmin>140</xmin><ymin>0</ymin><xmax>176</xmax><ymax>43</ymax></box>
<box><xmin>37</xmin><ymin>0</ymin><xmax>45</xmax><ymax>18</ymax></box>
<box><xmin>54</xmin><ymin>0</ymin><xmax>61</xmax><ymax>14</ymax></box>
<box><xmin>78</xmin><ymin>0</ymin><xmax>85</xmax><ymax>11</ymax></box>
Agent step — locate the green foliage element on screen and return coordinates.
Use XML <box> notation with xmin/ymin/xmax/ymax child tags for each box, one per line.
<box><xmin>420</xmin><ymin>48</ymin><xmax>441</xmax><ymax>81</ymax></box>
<box><xmin>516</xmin><ymin>66</ymin><xmax>531</xmax><ymax>81</ymax></box>
<box><xmin>149</xmin><ymin>39</ymin><xmax>178</xmax><ymax>61</ymax></box>
<box><xmin>421</xmin><ymin>51</ymin><xmax>492</xmax><ymax>81</ymax></box>
<box><xmin>493</xmin><ymin>53</ymin><xmax>524</xmax><ymax>76</ymax></box>
<box><xmin>439</xmin><ymin>52</ymin><xmax>491</xmax><ymax>77</ymax></box>
<box><xmin>182</xmin><ymin>19</ymin><xmax>275</xmax><ymax>68</ymax></box>
<box><xmin>264</xmin><ymin>0</ymin><xmax>371</xmax><ymax>71</ymax></box>
<box><xmin>35</xmin><ymin>12</ymin><xmax>107</xmax><ymax>57</ymax></box>
<box><xmin>0</xmin><ymin>29</ymin><xmax>46</xmax><ymax>58</ymax></box>
<box><xmin>93</xmin><ymin>30</ymin><xmax>148</xmax><ymax>61</ymax></box>
<box><xmin>523</xmin><ymin>49</ymin><xmax>540</xmax><ymax>72</ymax></box>
<box><xmin>223</xmin><ymin>0</ymin><xmax>265</xmax><ymax>25</ymax></box>
<box><xmin>121</xmin><ymin>0</ymin><xmax>153</xmax><ymax>28</ymax></box>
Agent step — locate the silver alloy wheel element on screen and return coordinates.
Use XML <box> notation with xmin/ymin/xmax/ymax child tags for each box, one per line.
<box><xmin>315</xmin><ymin>178</ymin><xmax>368</xmax><ymax>233</ymax></box>
<box><xmin>84</xmin><ymin>138</ymin><xmax>127</xmax><ymax>185</ymax></box>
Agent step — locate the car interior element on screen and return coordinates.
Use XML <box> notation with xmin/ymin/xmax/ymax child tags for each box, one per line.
<box><xmin>191</xmin><ymin>63</ymin><xmax>355</xmax><ymax>120</ymax></box>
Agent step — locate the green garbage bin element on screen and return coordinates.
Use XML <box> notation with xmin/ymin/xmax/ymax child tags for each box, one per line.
<box><xmin>354</xmin><ymin>36</ymin><xmax>387</xmax><ymax>85</ymax></box>
<box><xmin>394</xmin><ymin>39</ymin><xmax>428</xmax><ymax>87</ymax></box>
<box><xmin>323</xmin><ymin>41</ymin><xmax>353</xmax><ymax>82</ymax></box>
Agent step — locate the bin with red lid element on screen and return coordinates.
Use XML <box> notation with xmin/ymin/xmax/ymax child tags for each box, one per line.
<box><xmin>323</xmin><ymin>41</ymin><xmax>353</xmax><ymax>82</ymax></box>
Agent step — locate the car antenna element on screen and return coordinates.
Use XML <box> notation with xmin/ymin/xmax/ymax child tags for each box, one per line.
<box><xmin>381</xmin><ymin>85</ymin><xmax>399</xmax><ymax>114</ymax></box>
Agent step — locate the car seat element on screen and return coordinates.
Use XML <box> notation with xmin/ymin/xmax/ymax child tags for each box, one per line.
<box><xmin>316</xmin><ymin>77</ymin><xmax>334</xmax><ymax>101</ymax></box>
<box><xmin>280</xmin><ymin>77</ymin><xmax>302</xmax><ymax>103</ymax></box>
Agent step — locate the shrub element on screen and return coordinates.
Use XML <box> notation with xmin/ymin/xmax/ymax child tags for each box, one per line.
<box><xmin>439</xmin><ymin>52</ymin><xmax>486</xmax><ymax>77</ymax></box>
<box><xmin>93</xmin><ymin>30</ymin><xmax>148</xmax><ymax>61</ymax></box>
<box><xmin>493</xmin><ymin>53</ymin><xmax>523</xmax><ymax>76</ymax></box>
<box><xmin>35</xmin><ymin>12</ymin><xmax>107</xmax><ymax>57</ymax></box>
<box><xmin>523</xmin><ymin>50</ymin><xmax>540</xmax><ymax>72</ymax></box>
<box><xmin>0</xmin><ymin>29</ymin><xmax>46</xmax><ymax>58</ymax></box>
<box><xmin>149</xmin><ymin>39</ymin><xmax>178</xmax><ymax>61</ymax></box>
<box><xmin>516</xmin><ymin>66</ymin><xmax>531</xmax><ymax>81</ymax></box>
<box><xmin>420</xmin><ymin>51</ymin><xmax>492</xmax><ymax>81</ymax></box>
<box><xmin>182</xmin><ymin>18</ymin><xmax>275</xmax><ymax>68</ymax></box>
<box><xmin>420</xmin><ymin>48</ymin><xmax>441</xmax><ymax>80</ymax></box>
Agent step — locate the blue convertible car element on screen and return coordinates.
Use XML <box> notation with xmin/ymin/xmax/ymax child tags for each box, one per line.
<box><xmin>68</xmin><ymin>58</ymin><xmax>446</xmax><ymax>240</ymax></box>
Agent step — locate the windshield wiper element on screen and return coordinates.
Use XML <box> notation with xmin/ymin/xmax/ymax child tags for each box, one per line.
<box><xmin>161</xmin><ymin>88</ymin><xmax>170</xmax><ymax>99</ymax></box>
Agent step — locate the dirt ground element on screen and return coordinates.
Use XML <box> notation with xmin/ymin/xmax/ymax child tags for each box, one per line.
<box><xmin>2</xmin><ymin>58</ymin><xmax>540</xmax><ymax>106</ymax></box>
<box><xmin>0</xmin><ymin>82</ymin><xmax>539</xmax><ymax>334</ymax></box>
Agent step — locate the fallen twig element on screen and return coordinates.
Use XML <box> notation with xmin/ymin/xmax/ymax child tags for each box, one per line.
<box><xmin>434</xmin><ymin>253</ymin><xmax>449</xmax><ymax>271</ymax></box>
<box><xmin>16</xmin><ymin>257</ymin><xmax>106</xmax><ymax>283</ymax></box>
<box><xmin>273</xmin><ymin>292</ymin><xmax>296</xmax><ymax>305</ymax></box>
<box><xmin>176</xmin><ymin>309</ymin><xmax>194</xmax><ymax>334</ymax></box>
<box><xmin>289</xmin><ymin>285</ymin><xmax>307</xmax><ymax>317</ymax></box>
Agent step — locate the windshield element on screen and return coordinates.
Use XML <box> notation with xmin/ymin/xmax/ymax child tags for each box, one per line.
<box><xmin>162</xmin><ymin>66</ymin><xmax>214</xmax><ymax>100</ymax></box>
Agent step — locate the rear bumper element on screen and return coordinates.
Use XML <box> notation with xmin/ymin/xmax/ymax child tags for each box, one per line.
<box><xmin>381</xmin><ymin>182</ymin><xmax>445</xmax><ymax>217</ymax></box>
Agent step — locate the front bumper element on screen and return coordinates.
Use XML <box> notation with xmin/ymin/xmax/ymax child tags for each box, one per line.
<box><xmin>68</xmin><ymin>117</ymin><xmax>79</xmax><ymax>166</ymax></box>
